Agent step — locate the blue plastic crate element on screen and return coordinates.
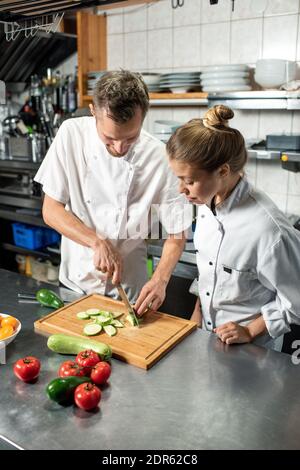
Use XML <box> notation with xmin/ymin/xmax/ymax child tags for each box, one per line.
<box><xmin>12</xmin><ymin>223</ymin><xmax>44</xmax><ymax>250</ymax></box>
<box><xmin>44</xmin><ymin>228</ymin><xmax>61</xmax><ymax>245</ymax></box>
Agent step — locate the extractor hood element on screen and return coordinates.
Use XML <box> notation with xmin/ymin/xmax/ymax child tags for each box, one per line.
<box><xmin>0</xmin><ymin>24</ymin><xmax>77</xmax><ymax>82</ymax></box>
<box><xmin>0</xmin><ymin>0</ymin><xmax>128</xmax><ymax>22</ymax></box>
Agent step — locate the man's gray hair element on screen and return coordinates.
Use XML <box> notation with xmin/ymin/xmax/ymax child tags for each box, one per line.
<box><xmin>93</xmin><ymin>70</ymin><xmax>149</xmax><ymax>123</ymax></box>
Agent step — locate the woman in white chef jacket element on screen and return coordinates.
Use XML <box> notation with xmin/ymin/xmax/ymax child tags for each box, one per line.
<box><xmin>167</xmin><ymin>104</ymin><xmax>300</xmax><ymax>350</ymax></box>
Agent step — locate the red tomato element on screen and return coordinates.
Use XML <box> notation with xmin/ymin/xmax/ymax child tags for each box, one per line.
<box><xmin>13</xmin><ymin>356</ymin><xmax>41</xmax><ymax>383</ymax></box>
<box><xmin>74</xmin><ymin>382</ymin><xmax>101</xmax><ymax>410</ymax></box>
<box><xmin>90</xmin><ymin>361</ymin><xmax>111</xmax><ymax>385</ymax></box>
<box><xmin>75</xmin><ymin>350</ymin><xmax>101</xmax><ymax>375</ymax></box>
<box><xmin>58</xmin><ymin>360</ymin><xmax>86</xmax><ymax>378</ymax></box>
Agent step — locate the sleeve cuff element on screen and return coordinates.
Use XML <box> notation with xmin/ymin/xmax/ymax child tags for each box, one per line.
<box><xmin>261</xmin><ymin>301</ymin><xmax>291</xmax><ymax>338</ymax></box>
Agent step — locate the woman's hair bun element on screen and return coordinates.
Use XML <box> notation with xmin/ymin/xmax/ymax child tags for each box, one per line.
<box><xmin>203</xmin><ymin>105</ymin><xmax>234</xmax><ymax>127</ymax></box>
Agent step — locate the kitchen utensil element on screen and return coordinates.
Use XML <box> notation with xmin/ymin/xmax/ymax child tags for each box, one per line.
<box><xmin>116</xmin><ymin>284</ymin><xmax>139</xmax><ymax>326</ymax></box>
<box><xmin>34</xmin><ymin>293</ymin><xmax>197</xmax><ymax>369</ymax></box>
<box><xmin>18</xmin><ymin>293</ymin><xmax>71</xmax><ymax>303</ymax></box>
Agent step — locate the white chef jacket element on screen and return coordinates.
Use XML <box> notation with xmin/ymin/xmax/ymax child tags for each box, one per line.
<box><xmin>34</xmin><ymin>117</ymin><xmax>191</xmax><ymax>301</ymax></box>
<box><xmin>193</xmin><ymin>176</ymin><xmax>300</xmax><ymax>350</ymax></box>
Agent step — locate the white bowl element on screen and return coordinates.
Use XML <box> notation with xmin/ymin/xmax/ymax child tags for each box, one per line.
<box><xmin>201</xmin><ymin>71</ymin><xmax>250</xmax><ymax>79</ymax></box>
<box><xmin>202</xmin><ymin>64</ymin><xmax>249</xmax><ymax>73</ymax></box>
<box><xmin>255</xmin><ymin>59</ymin><xmax>297</xmax><ymax>87</ymax></box>
<box><xmin>0</xmin><ymin>314</ymin><xmax>21</xmax><ymax>347</ymax></box>
<box><xmin>141</xmin><ymin>73</ymin><xmax>161</xmax><ymax>86</ymax></box>
<box><xmin>201</xmin><ymin>78</ymin><xmax>250</xmax><ymax>86</ymax></box>
<box><xmin>154</xmin><ymin>120</ymin><xmax>182</xmax><ymax>134</ymax></box>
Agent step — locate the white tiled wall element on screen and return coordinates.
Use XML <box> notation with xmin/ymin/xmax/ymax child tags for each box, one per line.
<box><xmin>105</xmin><ymin>0</ymin><xmax>300</xmax><ymax>216</ymax></box>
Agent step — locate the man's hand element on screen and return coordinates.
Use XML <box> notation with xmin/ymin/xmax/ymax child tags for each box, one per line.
<box><xmin>92</xmin><ymin>238</ymin><xmax>123</xmax><ymax>285</ymax></box>
<box><xmin>213</xmin><ymin>321</ymin><xmax>252</xmax><ymax>345</ymax></box>
<box><xmin>134</xmin><ymin>277</ymin><xmax>167</xmax><ymax>316</ymax></box>
<box><xmin>190</xmin><ymin>298</ymin><xmax>202</xmax><ymax>327</ymax></box>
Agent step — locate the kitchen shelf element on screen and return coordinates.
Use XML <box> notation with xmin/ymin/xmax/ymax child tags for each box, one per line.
<box><xmin>1</xmin><ymin>243</ymin><xmax>61</xmax><ymax>264</ymax></box>
<box><xmin>208</xmin><ymin>90</ymin><xmax>300</xmax><ymax>110</ymax></box>
<box><xmin>82</xmin><ymin>92</ymin><xmax>209</xmax><ymax>107</ymax></box>
<box><xmin>0</xmin><ymin>208</ymin><xmax>46</xmax><ymax>227</ymax></box>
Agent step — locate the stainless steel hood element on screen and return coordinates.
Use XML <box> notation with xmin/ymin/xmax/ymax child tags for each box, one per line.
<box><xmin>0</xmin><ymin>24</ymin><xmax>77</xmax><ymax>82</ymax></box>
<box><xmin>0</xmin><ymin>0</ymin><xmax>128</xmax><ymax>22</ymax></box>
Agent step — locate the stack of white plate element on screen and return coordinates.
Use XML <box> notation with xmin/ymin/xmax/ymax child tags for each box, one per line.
<box><xmin>159</xmin><ymin>72</ymin><xmax>201</xmax><ymax>93</ymax></box>
<box><xmin>141</xmin><ymin>73</ymin><xmax>161</xmax><ymax>93</ymax></box>
<box><xmin>200</xmin><ymin>65</ymin><xmax>251</xmax><ymax>92</ymax></box>
<box><xmin>87</xmin><ymin>70</ymin><xmax>107</xmax><ymax>95</ymax></box>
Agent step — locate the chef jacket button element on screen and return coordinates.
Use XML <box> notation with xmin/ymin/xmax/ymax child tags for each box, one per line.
<box><xmin>94</xmin><ymin>156</ymin><xmax>97</xmax><ymax>160</ymax></box>
<box><xmin>207</xmin><ymin>321</ymin><xmax>211</xmax><ymax>325</ymax></box>
<box><xmin>209</xmin><ymin>261</ymin><xmax>213</xmax><ymax>266</ymax></box>
<box><xmin>86</xmin><ymin>200</ymin><xmax>91</xmax><ymax>204</ymax></box>
<box><xmin>201</xmin><ymin>214</ymin><xmax>205</xmax><ymax>218</ymax></box>
<box><xmin>206</xmin><ymin>292</ymin><xmax>210</xmax><ymax>296</ymax></box>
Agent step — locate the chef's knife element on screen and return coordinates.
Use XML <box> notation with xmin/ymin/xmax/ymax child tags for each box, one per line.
<box><xmin>116</xmin><ymin>284</ymin><xmax>139</xmax><ymax>327</ymax></box>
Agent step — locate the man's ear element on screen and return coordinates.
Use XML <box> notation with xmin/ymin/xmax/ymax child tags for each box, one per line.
<box><xmin>89</xmin><ymin>104</ymin><xmax>95</xmax><ymax>116</ymax></box>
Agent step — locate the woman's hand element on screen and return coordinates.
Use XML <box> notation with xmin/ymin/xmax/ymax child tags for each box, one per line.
<box><xmin>92</xmin><ymin>238</ymin><xmax>123</xmax><ymax>285</ymax></box>
<box><xmin>214</xmin><ymin>321</ymin><xmax>252</xmax><ymax>344</ymax></box>
<box><xmin>134</xmin><ymin>278</ymin><xmax>167</xmax><ymax>316</ymax></box>
<box><xmin>190</xmin><ymin>298</ymin><xmax>202</xmax><ymax>327</ymax></box>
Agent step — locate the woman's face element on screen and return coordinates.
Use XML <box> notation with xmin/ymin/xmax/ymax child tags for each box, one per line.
<box><xmin>169</xmin><ymin>159</ymin><xmax>222</xmax><ymax>205</ymax></box>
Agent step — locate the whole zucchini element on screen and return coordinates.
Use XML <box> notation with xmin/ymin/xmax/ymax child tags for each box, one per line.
<box><xmin>47</xmin><ymin>334</ymin><xmax>112</xmax><ymax>361</ymax></box>
<box><xmin>46</xmin><ymin>376</ymin><xmax>91</xmax><ymax>405</ymax></box>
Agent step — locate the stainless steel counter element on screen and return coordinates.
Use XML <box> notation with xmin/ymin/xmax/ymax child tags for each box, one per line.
<box><xmin>1</xmin><ymin>269</ymin><xmax>300</xmax><ymax>450</ymax></box>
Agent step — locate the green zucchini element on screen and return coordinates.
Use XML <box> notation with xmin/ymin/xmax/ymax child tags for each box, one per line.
<box><xmin>47</xmin><ymin>333</ymin><xmax>112</xmax><ymax>360</ymax></box>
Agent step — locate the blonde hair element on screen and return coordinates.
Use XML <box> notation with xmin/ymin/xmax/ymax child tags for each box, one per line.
<box><xmin>166</xmin><ymin>105</ymin><xmax>247</xmax><ymax>173</ymax></box>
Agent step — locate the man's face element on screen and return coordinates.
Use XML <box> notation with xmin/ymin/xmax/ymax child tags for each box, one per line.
<box><xmin>90</xmin><ymin>105</ymin><xmax>143</xmax><ymax>157</ymax></box>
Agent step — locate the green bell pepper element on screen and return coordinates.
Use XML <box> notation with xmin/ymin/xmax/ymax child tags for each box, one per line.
<box><xmin>36</xmin><ymin>288</ymin><xmax>64</xmax><ymax>309</ymax></box>
<box><xmin>46</xmin><ymin>376</ymin><xmax>91</xmax><ymax>405</ymax></box>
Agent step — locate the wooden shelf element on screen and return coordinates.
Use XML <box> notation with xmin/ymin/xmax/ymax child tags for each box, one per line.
<box><xmin>82</xmin><ymin>92</ymin><xmax>209</xmax><ymax>108</ymax></box>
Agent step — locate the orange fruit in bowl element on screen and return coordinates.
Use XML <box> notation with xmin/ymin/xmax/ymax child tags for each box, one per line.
<box><xmin>1</xmin><ymin>316</ymin><xmax>19</xmax><ymax>330</ymax></box>
<box><xmin>0</xmin><ymin>325</ymin><xmax>14</xmax><ymax>340</ymax></box>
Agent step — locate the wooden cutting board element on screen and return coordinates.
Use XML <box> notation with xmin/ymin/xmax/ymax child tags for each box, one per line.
<box><xmin>34</xmin><ymin>294</ymin><xmax>197</xmax><ymax>370</ymax></box>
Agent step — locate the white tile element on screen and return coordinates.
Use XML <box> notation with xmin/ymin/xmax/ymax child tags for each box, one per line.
<box><xmin>201</xmin><ymin>0</ymin><xmax>231</xmax><ymax>23</ymax></box>
<box><xmin>286</xmin><ymin>195</ymin><xmax>300</xmax><ymax>216</ymax></box>
<box><xmin>231</xmin><ymin>110</ymin><xmax>260</xmax><ymax>140</ymax></box>
<box><xmin>124</xmin><ymin>5</ymin><xmax>147</xmax><ymax>33</ymax></box>
<box><xmin>231</xmin><ymin>0</ymin><xmax>265</xmax><ymax>19</ymax></box>
<box><xmin>147</xmin><ymin>108</ymin><xmax>175</xmax><ymax>135</ymax></box>
<box><xmin>107</xmin><ymin>8</ymin><xmax>123</xmax><ymax>35</ymax></box>
<box><xmin>148</xmin><ymin>0</ymin><xmax>173</xmax><ymax>30</ymax></box>
<box><xmin>124</xmin><ymin>32</ymin><xmax>147</xmax><ymax>70</ymax></box>
<box><xmin>288</xmin><ymin>172</ymin><xmax>300</xmax><ymax>196</ymax></box>
<box><xmin>231</xmin><ymin>19</ymin><xmax>263</xmax><ymax>64</ymax></box>
<box><xmin>292</xmin><ymin>112</ymin><xmax>300</xmax><ymax>133</ymax></box>
<box><xmin>107</xmin><ymin>34</ymin><xmax>124</xmax><ymax>69</ymax></box>
<box><xmin>264</xmin><ymin>0</ymin><xmax>299</xmax><ymax>16</ymax></box>
<box><xmin>256</xmin><ymin>160</ymin><xmax>289</xmax><ymax>195</ymax></box>
<box><xmin>245</xmin><ymin>159</ymin><xmax>257</xmax><ymax>186</ymax></box>
<box><xmin>173</xmin><ymin>0</ymin><xmax>201</xmax><ymax>27</ymax></box>
<box><xmin>263</xmin><ymin>15</ymin><xmax>298</xmax><ymax>60</ymax></box>
<box><xmin>201</xmin><ymin>22</ymin><xmax>230</xmax><ymax>65</ymax></box>
<box><xmin>148</xmin><ymin>29</ymin><xmax>173</xmax><ymax>69</ymax></box>
<box><xmin>264</xmin><ymin>191</ymin><xmax>287</xmax><ymax>213</ymax></box>
<box><xmin>297</xmin><ymin>18</ymin><xmax>300</xmax><ymax>61</ymax></box>
<box><xmin>172</xmin><ymin>107</ymin><xmax>202</xmax><ymax>124</ymax></box>
<box><xmin>258</xmin><ymin>110</ymin><xmax>292</xmax><ymax>139</ymax></box>
<box><xmin>173</xmin><ymin>26</ymin><xmax>201</xmax><ymax>68</ymax></box>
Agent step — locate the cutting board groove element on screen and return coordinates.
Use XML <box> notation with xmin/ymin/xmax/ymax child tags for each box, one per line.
<box><xmin>34</xmin><ymin>294</ymin><xmax>197</xmax><ymax>369</ymax></box>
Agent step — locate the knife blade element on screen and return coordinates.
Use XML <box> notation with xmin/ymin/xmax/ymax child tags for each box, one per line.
<box><xmin>116</xmin><ymin>284</ymin><xmax>139</xmax><ymax>327</ymax></box>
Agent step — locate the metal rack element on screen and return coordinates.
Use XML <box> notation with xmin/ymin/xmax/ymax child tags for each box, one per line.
<box><xmin>208</xmin><ymin>90</ymin><xmax>300</xmax><ymax>110</ymax></box>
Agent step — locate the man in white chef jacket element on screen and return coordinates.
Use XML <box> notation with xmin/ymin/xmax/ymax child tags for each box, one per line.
<box><xmin>34</xmin><ymin>70</ymin><xmax>191</xmax><ymax>315</ymax></box>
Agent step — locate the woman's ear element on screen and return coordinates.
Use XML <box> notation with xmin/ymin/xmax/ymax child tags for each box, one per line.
<box><xmin>218</xmin><ymin>163</ymin><xmax>231</xmax><ymax>178</ymax></box>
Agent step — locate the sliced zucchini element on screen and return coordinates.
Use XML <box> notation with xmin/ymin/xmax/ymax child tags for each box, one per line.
<box><xmin>126</xmin><ymin>312</ymin><xmax>140</xmax><ymax>327</ymax></box>
<box><xmin>111</xmin><ymin>311</ymin><xmax>124</xmax><ymax>319</ymax></box>
<box><xmin>77</xmin><ymin>311</ymin><xmax>90</xmax><ymax>320</ymax></box>
<box><xmin>98</xmin><ymin>310</ymin><xmax>112</xmax><ymax>317</ymax></box>
<box><xmin>86</xmin><ymin>308</ymin><xmax>101</xmax><ymax>316</ymax></box>
<box><xmin>104</xmin><ymin>324</ymin><xmax>117</xmax><ymax>337</ymax></box>
<box><xmin>111</xmin><ymin>319</ymin><xmax>124</xmax><ymax>328</ymax></box>
<box><xmin>83</xmin><ymin>323</ymin><xmax>102</xmax><ymax>336</ymax></box>
<box><xmin>94</xmin><ymin>315</ymin><xmax>113</xmax><ymax>326</ymax></box>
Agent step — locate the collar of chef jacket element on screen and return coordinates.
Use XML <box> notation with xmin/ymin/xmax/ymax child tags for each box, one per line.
<box><xmin>212</xmin><ymin>176</ymin><xmax>251</xmax><ymax>221</ymax></box>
